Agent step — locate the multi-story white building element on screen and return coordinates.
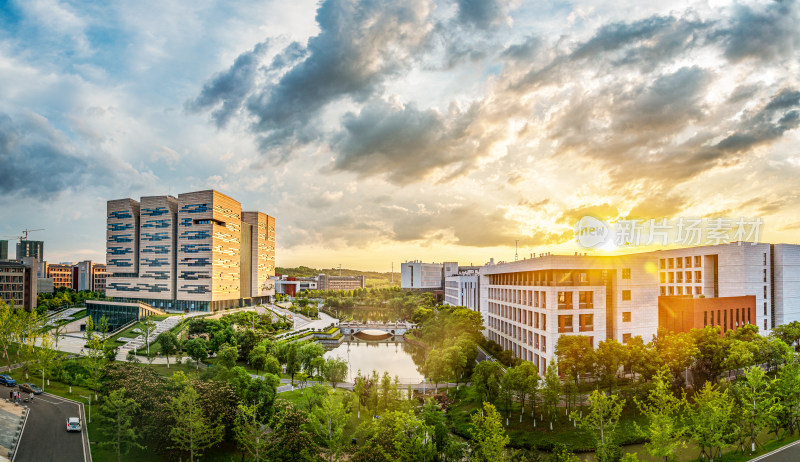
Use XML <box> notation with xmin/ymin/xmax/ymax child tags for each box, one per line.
<box><xmin>444</xmin><ymin>269</ymin><xmax>480</xmax><ymax>312</ymax></box>
<box><xmin>481</xmin><ymin>243</ymin><xmax>800</xmax><ymax>374</ymax></box>
<box><xmin>401</xmin><ymin>261</ymin><xmax>445</xmax><ymax>289</ymax></box>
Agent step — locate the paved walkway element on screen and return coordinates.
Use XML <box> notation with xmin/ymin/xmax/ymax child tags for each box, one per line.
<box><xmin>43</xmin><ymin>308</ymin><xmax>84</xmax><ymax>328</ymax></box>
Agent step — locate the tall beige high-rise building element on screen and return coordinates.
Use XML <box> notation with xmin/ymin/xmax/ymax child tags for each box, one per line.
<box><xmin>103</xmin><ymin>190</ymin><xmax>275</xmax><ymax>312</ymax></box>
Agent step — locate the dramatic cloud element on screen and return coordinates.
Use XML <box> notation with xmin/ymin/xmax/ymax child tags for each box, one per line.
<box><xmin>722</xmin><ymin>0</ymin><xmax>800</xmax><ymax>63</ymax></box>
<box><xmin>455</xmin><ymin>0</ymin><xmax>510</xmax><ymax>30</ymax></box>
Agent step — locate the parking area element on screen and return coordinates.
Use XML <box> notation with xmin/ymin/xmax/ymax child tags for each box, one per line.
<box><xmin>12</xmin><ymin>391</ymin><xmax>88</xmax><ymax>462</ymax></box>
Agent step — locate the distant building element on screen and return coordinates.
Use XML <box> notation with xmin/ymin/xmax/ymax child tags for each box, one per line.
<box><xmin>659</xmin><ymin>295</ymin><xmax>756</xmax><ymax>335</ymax></box>
<box><xmin>317</xmin><ymin>274</ymin><xmax>365</xmax><ymax>292</ymax></box>
<box><xmin>444</xmin><ymin>268</ymin><xmax>480</xmax><ymax>312</ymax></box>
<box><xmin>274</xmin><ymin>276</ymin><xmax>317</xmax><ymax>297</ymax></box>
<box><xmin>401</xmin><ymin>261</ymin><xmax>445</xmax><ymax>289</ymax></box>
<box><xmin>105</xmin><ymin>190</ymin><xmax>276</xmax><ymax>312</ymax></box>
<box><xmin>37</xmin><ymin>278</ymin><xmax>54</xmax><ymax>294</ymax></box>
<box><xmin>46</xmin><ymin>263</ymin><xmax>75</xmax><ymax>289</ymax></box>
<box><xmin>0</xmin><ymin>259</ymin><xmax>38</xmax><ymax>310</ymax></box>
<box><xmin>93</xmin><ymin>264</ymin><xmax>108</xmax><ymax>293</ymax></box>
<box><xmin>0</xmin><ymin>240</ymin><xmax>7</xmax><ymax>260</ymax></box>
<box><xmin>16</xmin><ymin>240</ymin><xmax>43</xmax><ymax>261</ymax></box>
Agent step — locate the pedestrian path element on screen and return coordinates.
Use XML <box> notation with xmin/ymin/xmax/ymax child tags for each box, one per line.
<box><xmin>43</xmin><ymin>308</ymin><xmax>84</xmax><ymax>328</ymax></box>
<box><xmin>118</xmin><ymin>316</ymin><xmax>183</xmax><ymax>352</ymax></box>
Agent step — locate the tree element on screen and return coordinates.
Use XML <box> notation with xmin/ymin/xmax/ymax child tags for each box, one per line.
<box><xmin>184</xmin><ymin>337</ymin><xmax>208</xmax><ymax>369</ymax></box>
<box><xmin>655</xmin><ymin>330</ymin><xmax>698</xmax><ymax>387</ymax></box>
<box><xmin>286</xmin><ymin>343</ymin><xmax>300</xmax><ymax>384</ymax></box>
<box><xmin>217</xmin><ymin>342</ymin><xmax>239</xmax><ymax>369</ymax></box>
<box><xmin>35</xmin><ymin>333</ymin><xmax>58</xmax><ymax>391</ymax></box>
<box><xmin>735</xmin><ymin>366</ymin><xmax>779</xmax><ymax>452</ymax></box>
<box><xmin>249</xmin><ymin>344</ymin><xmax>270</xmax><ymax>375</ymax></box>
<box><xmin>469</xmin><ymin>402</ymin><xmax>510</xmax><ymax>462</ymax></box>
<box><xmin>265</xmin><ymin>400</ymin><xmax>321</xmax><ymax>462</ymax></box>
<box><xmin>542</xmin><ymin>359</ymin><xmax>561</xmax><ymax>425</ymax></box>
<box><xmin>596</xmin><ymin>339</ymin><xmax>628</xmax><ymax>386</ymax></box>
<box><xmin>158</xmin><ymin>331</ymin><xmax>179</xmax><ymax>368</ymax></box>
<box><xmin>770</xmin><ymin>321</ymin><xmax>800</xmax><ymax>350</ymax></box>
<box><xmin>233</xmin><ymin>403</ymin><xmax>269</xmax><ymax>462</ymax></box>
<box><xmin>353</xmin><ymin>373</ymin><xmax>366</xmax><ymax>418</ymax></box>
<box><xmin>774</xmin><ymin>360</ymin><xmax>800</xmax><ymax>436</ymax></box>
<box><xmin>308</xmin><ymin>389</ymin><xmax>349</xmax><ymax>462</ymax></box>
<box><xmin>690</xmin><ymin>326</ymin><xmax>727</xmax><ymax>386</ymax></box>
<box><xmin>471</xmin><ymin>361</ymin><xmax>504</xmax><ymax>404</ymax></box>
<box><xmin>352</xmin><ymin>410</ymin><xmax>434</xmax><ymax>462</ymax></box>
<box><xmin>299</xmin><ymin>343</ymin><xmax>326</xmax><ymax>376</ymax></box>
<box><xmin>572</xmin><ymin>390</ymin><xmax>625</xmax><ymax>462</ymax></box>
<box><xmin>689</xmin><ymin>382</ymin><xmax>737</xmax><ymax>461</ymax></box>
<box><xmin>85</xmin><ymin>315</ymin><xmax>109</xmax><ymax>398</ymax></box>
<box><xmin>142</xmin><ymin>318</ymin><xmax>157</xmax><ymax>361</ymax></box>
<box><xmin>167</xmin><ymin>384</ymin><xmax>224</xmax><ymax>462</ymax></box>
<box><xmin>635</xmin><ymin>369</ymin><xmax>688</xmax><ymax>462</ymax></box>
<box><xmin>95</xmin><ymin>388</ymin><xmax>143</xmax><ymax>462</ymax></box>
<box><xmin>555</xmin><ymin>335</ymin><xmax>595</xmax><ymax>410</ymax></box>
<box><xmin>424</xmin><ymin>348</ymin><xmax>451</xmax><ymax>393</ymax></box>
<box><xmin>322</xmin><ymin>357</ymin><xmax>348</xmax><ymax>389</ymax></box>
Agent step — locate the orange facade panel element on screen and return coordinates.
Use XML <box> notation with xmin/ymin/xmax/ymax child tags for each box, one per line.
<box><xmin>658</xmin><ymin>295</ymin><xmax>757</xmax><ymax>336</ymax></box>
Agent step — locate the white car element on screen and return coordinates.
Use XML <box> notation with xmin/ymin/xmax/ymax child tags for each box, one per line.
<box><xmin>66</xmin><ymin>417</ymin><xmax>81</xmax><ymax>432</ymax></box>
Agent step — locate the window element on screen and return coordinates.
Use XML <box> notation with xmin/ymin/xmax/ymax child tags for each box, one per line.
<box><xmin>558</xmin><ymin>291</ymin><xmax>572</xmax><ymax>310</ymax></box>
<box><xmin>622</xmin><ymin>312</ymin><xmax>631</xmax><ymax>322</ymax></box>
<box><xmin>676</xmin><ymin>272</ymin><xmax>683</xmax><ymax>283</ymax></box>
<box><xmin>695</xmin><ymin>271</ymin><xmax>702</xmax><ymax>283</ymax></box>
<box><xmin>668</xmin><ymin>272</ymin><xmax>674</xmax><ymax>283</ymax></box>
<box><xmin>676</xmin><ymin>286</ymin><xmax>683</xmax><ymax>295</ymax></box>
<box><xmin>764</xmin><ymin>302</ymin><xmax>767</xmax><ymax>316</ymax></box>
<box><xmin>764</xmin><ymin>252</ymin><xmax>767</xmax><ymax>265</ymax></box>
<box><xmin>622</xmin><ymin>268</ymin><xmax>631</xmax><ymax>279</ymax></box>
<box><xmin>579</xmin><ymin>291</ymin><xmax>593</xmax><ymax>309</ymax></box>
<box><xmin>622</xmin><ymin>333</ymin><xmax>631</xmax><ymax>344</ymax></box>
<box><xmin>578</xmin><ymin>272</ymin><xmax>588</xmax><ymax>283</ymax></box>
<box><xmin>764</xmin><ymin>286</ymin><xmax>768</xmax><ymax>299</ymax></box>
<box><xmin>695</xmin><ymin>256</ymin><xmax>701</xmax><ymax>267</ymax></box>
<box><xmin>579</xmin><ymin>314</ymin><xmax>594</xmax><ymax>332</ymax></box>
<box><xmin>676</xmin><ymin>258</ymin><xmax>683</xmax><ymax>268</ymax></box>
<box><xmin>710</xmin><ymin>311</ymin><xmax>714</xmax><ymax>325</ymax></box>
<box><xmin>763</xmin><ymin>269</ymin><xmax>767</xmax><ymax>283</ymax></box>
<box><xmin>668</xmin><ymin>286</ymin><xmax>675</xmax><ymax>295</ymax></box>
<box><xmin>541</xmin><ymin>314</ymin><xmax>546</xmax><ymax>331</ymax></box>
<box><xmin>660</xmin><ymin>259</ymin><xmax>666</xmax><ymax>269</ymax></box>
<box><xmin>558</xmin><ymin>315</ymin><xmax>573</xmax><ymax>333</ymax></box>
<box><xmin>685</xmin><ymin>256</ymin><xmax>692</xmax><ymax>268</ymax></box>
<box><xmin>660</xmin><ymin>286</ymin><xmax>666</xmax><ymax>295</ymax></box>
<box><xmin>660</xmin><ymin>272</ymin><xmax>666</xmax><ymax>283</ymax></box>
<box><xmin>534</xmin><ymin>313</ymin><xmax>539</xmax><ymax>329</ymax></box>
<box><xmin>704</xmin><ymin>311</ymin><xmax>708</xmax><ymax>326</ymax></box>
<box><xmin>764</xmin><ymin>319</ymin><xmax>768</xmax><ymax>331</ymax></box>
<box><xmin>622</xmin><ymin>290</ymin><xmax>631</xmax><ymax>301</ymax></box>
<box><xmin>542</xmin><ymin>337</ymin><xmax>546</xmax><ymax>353</ymax></box>
<box><xmin>686</xmin><ymin>271</ymin><xmax>692</xmax><ymax>283</ymax></box>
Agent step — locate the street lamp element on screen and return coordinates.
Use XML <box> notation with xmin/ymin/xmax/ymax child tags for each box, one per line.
<box><xmin>79</xmin><ymin>394</ymin><xmax>92</xmax><ymax>423</ymax></box>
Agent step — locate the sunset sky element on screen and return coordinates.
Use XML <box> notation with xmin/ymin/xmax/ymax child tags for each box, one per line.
<box><xmin>1</xmin><ymin>0</ymin><xmax>799</xmax><ymax>271</ymax></box>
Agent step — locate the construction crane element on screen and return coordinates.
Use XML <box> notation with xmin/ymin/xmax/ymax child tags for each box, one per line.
<box><xmin>20</xmin><ymin>229</ymin><xmax>44</xmax><ymax>240</ymax></box>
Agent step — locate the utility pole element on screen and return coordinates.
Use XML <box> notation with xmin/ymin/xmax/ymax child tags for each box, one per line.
<box><xmin>338</xmin><ymin>264</ymin><xmax>342</xmax><ymax>276</ymax></box>
<box><xmin>391</xmin><ymin>262</ymin><xmax>394</xmax><ymax>283</ymax></box>
<box><xmin>515</xmin><ymin>240</ymin><xmax>519</xmax><ymax>261</ymax></box>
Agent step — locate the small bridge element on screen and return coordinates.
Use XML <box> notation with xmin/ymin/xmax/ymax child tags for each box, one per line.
<box><xmin>338</xmin><ymin>321</ymin><xmax>416</xmax><ymax>336</ymax></box>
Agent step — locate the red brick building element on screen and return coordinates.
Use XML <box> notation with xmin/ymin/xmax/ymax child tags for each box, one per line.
<box><xmin>658</xmin><ymin>295</ymin><xmax>757</xmax><ymax>336</ymax></box>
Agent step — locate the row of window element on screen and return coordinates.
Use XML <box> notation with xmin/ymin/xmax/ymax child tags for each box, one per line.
<box><xmin>141</xmin><ymin>207</ymin><xmax>171</xmax><ymax>216</ymax></box>
<box><xmin>108</xmin><ymin>211</ymin><xmax>133</xmax><ymax>219</ymax></box>
<box><xmin>488</xmin><ymin>303</ymin><xmax>548</xmax><ymax>329</ymax></box>
<box><xmin>142</xmin><ymin>219</ymin><xmax>170</xmax><ymax>229</ymax></box>
<box><xmin>108</xmin><ymin>223</ymin><xmax>133</xmax><ymax>231</ymax></box>
<box><xmin>142</xmin><ymin>232</ymin><xmax>170</xmax><ymax>242</ymax></box>
<box><xmin>109</xmin><ymin>234</ymin><xmax>134</xmax><ymax>243</ymax></box>
<box><xmin>142</xmin><ymin>245</ymin><xmax>170</xmax><ymax>254</ymax></box>
<box><xmin>660</xmin><ymin>271</ymin><xmax>703</xmax><ymax>284</ymax></box>
<box><xmin>660</xmin><ymin>286</ymin><xmax>703</xmax><ymax>296</ymax></box>
<box><xmin>181</xmin><ymin>244</ymin><xmax>211</xmax><ymax>253</ymax></box>
<box><xmin>487</xmin><ymin>317</ymin><xmax>548</xmax><ymax>353</ymax></box>
<box><xmin>704</xmin><ymin>307</ymin><xmax>751</xmax><ymax>332</ymax></box>
<box><xmin>660</xmin><ymin>256</ymin><xmax>703</xmax><ymax>269</ymax></box>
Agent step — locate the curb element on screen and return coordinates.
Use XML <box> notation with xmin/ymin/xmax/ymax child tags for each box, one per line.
<box><xmin>749</xmin><ymin>439</ymin><xmax>800</xmax><ymax>462</ymax></box>
<box><xmin>10</xmin><ymin>405</ymin><xmax>29</xmax><ymax>462</ymax></box>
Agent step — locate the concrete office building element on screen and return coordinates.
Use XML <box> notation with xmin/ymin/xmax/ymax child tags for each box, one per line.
<box><xmin>16</xmin><ymin>240</ymin><xmax>43</xmax><ymax>261</ymax></box>
<box><xmin>401</xmin><ymin>261</ymin><xmax>445</xmax><ymax>289</ymax></box>
<box><xmin>481</xmin><ymin>243</ymin><xmax>800</xmax><ymax>374</ymax></box>
<box><xmin>105</xmin><ymin>190</ymin><xmax>276</xmax><ymax>312</ymax></box>
<box><xmin>274</xmin><ymin>276</ymin><xmax>317</xmax><ymax>296</ymax></box>
<box><xmin>46</xmin><ymin>263</ymin><xmax>75</xmax><ymax>289</ymax></box>
<box><xmin>0</xmin><ymin>259</ymin><xmax>37</xmax><ymax>310</ymax></box>
<box><xmin>317</xmin><ymin>274</ymin><xmax>366</xmax><ymax>292</ymax></box>
<box><xmin>444</xmin><ymin>270</ymin><xmax>480</xmax><ymax>312</ymax></box>
<box><xmin>0</xmin><ymin>241</ymin><xmax>7</xmax><ymax>260</ymax></box>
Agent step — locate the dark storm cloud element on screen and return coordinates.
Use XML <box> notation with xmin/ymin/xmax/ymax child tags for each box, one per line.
<box><xmin>244</xmin><ymin>0</ymin><xmax>434</xmax><ymax>157</ymax></box>
<box><xmin>187</xmin><ymin>40</ymin><xmax>306</xmax><ymax>128</ymax></box>
<box><xmin>455</xmin><ymin>0</ymin><xmax>509</xmax><ymax>30</ymax></box>
<box><xmin>722</xmin><ymin>0</ymin><xmax>800</xmax><ymax>63</ymax></box>
<box><xmin>0</xmin><ymin>113</ymin><xmax>105</xmax><ymax>199</ymax></box>
<box><xmin>331</xmin><ymin>100</ymin><xmax>485</xmax><ymax>184</ymax></box>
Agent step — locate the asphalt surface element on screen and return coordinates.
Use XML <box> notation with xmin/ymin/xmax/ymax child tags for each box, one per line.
<box><xmin>758</xmin><ymin>440</ymin><xmax>800</xmax><ymax>462</ymax></box>
<box><xmin>12</xmin><ymin>391</ymin><xmax>88</xmax><ymax>462</ymax></box>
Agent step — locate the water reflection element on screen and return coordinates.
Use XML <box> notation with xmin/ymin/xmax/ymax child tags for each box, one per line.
<box><xmin>323</xmin><ymin>336</ymin><xmax>426</xmax><ymax>383</ymax></box>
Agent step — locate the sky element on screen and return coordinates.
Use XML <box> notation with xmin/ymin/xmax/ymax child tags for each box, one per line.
<box><xmin>0</xmin><ymin>0</ymin><xmax>799</xmax><ymax>271</ymax></box>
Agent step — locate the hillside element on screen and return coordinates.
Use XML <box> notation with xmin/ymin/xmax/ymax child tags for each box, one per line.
<box><xmin>276</xmin><ymin>266</ymin><xmax>399</xmax><ymax>288</ymax></box>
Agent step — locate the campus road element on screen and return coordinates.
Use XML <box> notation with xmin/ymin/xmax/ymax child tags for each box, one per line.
<box><xmin>13</xmin><ymin>393</ymin><xmax>89</xmax><ymax>462</ymax></box>
<box><xmin>757</xmin><ymin>440</ymin><xmax>800</xmax><ymax>462</ymax></box>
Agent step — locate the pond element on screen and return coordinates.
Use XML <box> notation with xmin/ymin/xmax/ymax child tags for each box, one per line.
<box><xmin>323</xmin><ymin>336</ymin><xmax>426</xmax><ymax>384</ymax></box>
